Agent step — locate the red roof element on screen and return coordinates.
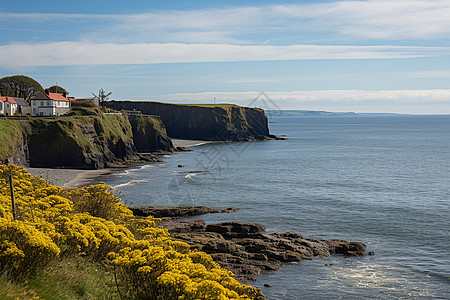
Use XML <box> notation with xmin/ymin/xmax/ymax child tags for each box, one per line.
<box><xmin>32</xmin><ymin>91</ymin><xmax>70</xmax><ymax>102</ymax></box>
<box><xmin>47</xmin><ymin>92</ymin><xmax>69</xmax><ymax>102</ymax></box>
<box><xmin>0</xmin><ymin>96</ymin><xmax>18</xmax><ymax>104</ymax></box>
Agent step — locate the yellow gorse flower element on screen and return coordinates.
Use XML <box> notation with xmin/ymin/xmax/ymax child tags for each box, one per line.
<box><xmin>0</xmin><ymin>164</ymin><xmax>263</xmax><ymax>299</ymax></box>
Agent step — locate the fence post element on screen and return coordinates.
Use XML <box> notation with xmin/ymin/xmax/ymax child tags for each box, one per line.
<box><xmin>9</xmin><ymin>174</ymin><xmax>16</xmax><ymax>220</ymax></box>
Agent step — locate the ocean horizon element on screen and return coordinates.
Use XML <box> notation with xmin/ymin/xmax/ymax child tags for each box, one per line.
<box><xmin>101</xmin><ymin>114</ymin><xmax>450</xmax><ymax>299</ymax></box>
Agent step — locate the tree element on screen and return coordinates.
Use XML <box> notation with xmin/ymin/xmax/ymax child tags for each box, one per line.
<box><xmin>0</xmin><ymin>75</ymin><xmax>44</xmax><ymax>101</ymax></box>
<box><xmin>48</xmin><ymin>85</ymin><xmax>68</xmax><ymax>95</ymax></box>
<box><xmin>92</xmin><ymin>89</ymin><xmax>112</xmax><ymax>108</ymax></box>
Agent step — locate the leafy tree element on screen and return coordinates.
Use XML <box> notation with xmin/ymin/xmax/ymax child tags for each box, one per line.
<box><xmin>48</xmin><ymin>85</ymin><xmax>68</xmax><ymax>95</ymax></box>
<box><xmin>0</xmin><ymin>75</ymin><xmax>44</xmax><ymax>100</ymax></box>
<box><xmin>92</xmin><ymin>88</ymin><xmax>112</xmax><ymax>107</ymax></box>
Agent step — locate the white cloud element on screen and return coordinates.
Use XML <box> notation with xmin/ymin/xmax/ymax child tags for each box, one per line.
<box><xmin>0</xmin><ymin>42</ymin><xmax>446</xmax><ymax>68</ymax></box>
<box><xmin>273</xmin><ymin>0</ymin><xmax>450</xmax><ymax>40</ymax></box>
<box><xmin>2</xmin><ymin>1</ymin><xmax>450</xmax><ymax>43</ymax></box>
<box><xmin>406</xmin><ymin>70</ymin><xmax>450</xmax><ymax>78</ymax></box>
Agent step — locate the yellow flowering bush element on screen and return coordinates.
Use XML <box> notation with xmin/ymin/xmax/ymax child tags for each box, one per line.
<box><xmin>0</xmin><ymin>164</ymin><xmax>263</xmax><ymax>299</ymax></box>
<box><xmin>0</xmin><ymin>218</ymin><xmax>60</xmax><ymax>276</ymax></box>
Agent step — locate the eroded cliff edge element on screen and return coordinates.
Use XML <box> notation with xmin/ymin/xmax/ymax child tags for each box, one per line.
<box><xmin>107</xmin><ymin>101</ymin><xmax>276</xmax><ymax>141</ymax></box>
<box><xmin>0</xmin><ymin>114</ymin><xmax>174</xmax><ymax>169</ymax></box>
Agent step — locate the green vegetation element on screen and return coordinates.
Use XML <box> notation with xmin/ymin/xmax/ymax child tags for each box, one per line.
<box><xmin>0</xmin><ymin>75</ymin><xmax>44</xmax><ymax>100</ymax></box>
<box><xmin>0</xmin><ymin>165</ymin><xmax>264</xmax><ymax>299</ymax></box>
<box><xmin>0</xmin><ymin>257</ymin><xmax>117</xmax><ymax>300</ymax></box>
<box><xmin>0</xmin><ymin>112</ymin><xmax>134</xmax><ymax>162</ymax></box>
<box><xmin>135</xmin><ymin>115</ymin><xmax>167</xmax><ymax>135</ymax></box>
<box><xmin>47</xmin><ymin>85</ymin><xmax>68</xmax><ymax>95</ymax></box>
<box><xmin>0</xmin><ymin>120</ymin><xmax>23</xmax><ymax>161</ymax></box>
<box><xmin>66</xmin><ymin>99</ymin><xmax>103</xmax><ymax>116</ymax></box>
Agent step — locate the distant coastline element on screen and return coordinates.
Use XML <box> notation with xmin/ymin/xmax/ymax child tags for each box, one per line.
<box><xmin>266</xmin><ymin>109</ymin><xmax>406</xmax><ymax>117</ymax></box>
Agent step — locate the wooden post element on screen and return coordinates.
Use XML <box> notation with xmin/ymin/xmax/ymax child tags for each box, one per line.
<box><xmin>9</xmin><ymin>174</ymin><xmax>16</xmax><ymax>220</ymax></box>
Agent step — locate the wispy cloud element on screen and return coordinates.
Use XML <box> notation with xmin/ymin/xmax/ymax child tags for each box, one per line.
<box><xmin>0</xmin><ymin>42</ymin><xmax>446</xmax><ymax>68</ymax></box>
<box><xmin>2</xmin><ymin>1</ymin><xmax>450</xmax><ymax>43</ymax></box>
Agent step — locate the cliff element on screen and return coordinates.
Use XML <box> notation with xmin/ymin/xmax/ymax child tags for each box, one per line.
<box><xmin>106</xmin><ymin>101</ymin><xmax>274</xmax><ymax>141</ymax></box>
<box><xmin>0</xmin><ymin>113</ymin><xmax>173</xmax><ymax>169</ymax></box>
<box><xmin>127</xmin><ymin>114</ymin><xmax>175</xmax><ymax>153</ymax></box>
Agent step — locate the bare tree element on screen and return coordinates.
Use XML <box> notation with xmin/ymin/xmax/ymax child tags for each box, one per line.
<box><xmin>92</xmin><ymin>89</ymin><xmax>112</xmax><ymax>108</ymax></box>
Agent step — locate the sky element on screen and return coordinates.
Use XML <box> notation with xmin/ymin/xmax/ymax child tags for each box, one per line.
<box><xmin>1</xmin><ymin>0</ymin><xmax>450</xmax><ymax>113</ymax></box>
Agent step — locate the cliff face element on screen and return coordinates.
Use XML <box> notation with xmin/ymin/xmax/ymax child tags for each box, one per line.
<box><xmin>0</xmin><ymin>114</ymin><xmax>172</xmax><ymax>169</ymax></box>
<box><xmin>127</xmin><ymin>115</ymin><xmax>175</xmax><ymax>153</ymax></box>
<box><xmin>23</xmin><ymin>115</ymin><xmax>137</xmax><ymax>169</ymax></box>
<box><xmin>107</xmin><ymin>101</ymin><xmax>272</xmax><ymax>141</ymax></box>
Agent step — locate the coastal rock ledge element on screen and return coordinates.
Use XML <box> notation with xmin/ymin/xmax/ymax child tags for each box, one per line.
<box><xmin>170</xmin><ymin>221</ymin><xmax>366</xmax><ymax>282</ymax></box>
<box><xmin>131</xmin><ymin>207</ymin><xmax>366</xmax><ymax>282</ymax></box>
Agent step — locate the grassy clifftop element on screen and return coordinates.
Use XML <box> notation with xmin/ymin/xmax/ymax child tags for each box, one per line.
<box><xmin>0</xmin><ymin>112</ymin><xmax>172</xmax><ymax>168</ymax></box>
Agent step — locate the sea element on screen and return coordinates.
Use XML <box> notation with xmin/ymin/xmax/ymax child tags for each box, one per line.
<box><xmin>100</xmin><ymin>115</ymin><xmax>450</xmax><ymax>299</ymax></box>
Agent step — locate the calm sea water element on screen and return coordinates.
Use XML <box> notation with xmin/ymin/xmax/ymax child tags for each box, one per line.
<box><xmin>101</xmin><ymin>115</ymin><xmax>450</xmax><ymax>299</ymax></box>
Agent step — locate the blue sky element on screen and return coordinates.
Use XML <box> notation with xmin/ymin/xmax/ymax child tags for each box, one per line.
<box><xmin>1</xmin><ymin>0</ymin><xmax>450</xmax><ymax>113</ymax></box>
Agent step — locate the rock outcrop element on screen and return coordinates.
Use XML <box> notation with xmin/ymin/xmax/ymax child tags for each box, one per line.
<box><xmin>131</xmin><ymin>206</ymin><xmax>367</xmax><ymax>282</ymax></box>
<box><xmin>169</xmin><ymin>221</ymin><xmax>366</xmax><ymax>282</ymax></box>
<box><xmin>106</xmin><ymin>101</ymin><xmax>276</xmax><ymax>141</ymax></box>
<box><xmin>131</xmin><ymin>206</ymin><xmax>238</xmax><ymax>218</ymax></box>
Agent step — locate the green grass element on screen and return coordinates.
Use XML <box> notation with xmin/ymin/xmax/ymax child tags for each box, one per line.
<box><xmin>0</xmin><ymin>256</ymin><xmax>119</xmax><ymax>300</ymax></box>
<box><xmin>0</xmin><ymin>120</ymin><xmax>23</xmax><ymax>161</ymax></box>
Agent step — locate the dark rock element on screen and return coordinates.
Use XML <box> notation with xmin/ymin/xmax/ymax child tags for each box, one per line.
<box><xmin>326</xmin><ymin>240</ymin><xmax>367</xmax><ymax>256</ymax></box>
<box><xmin>178</xmin><ymin>165</ymin><xmax>185</xmax><ymax>168</ymax></box>
<box><xmin>106</xmin><ymin>100</ymin><xmax>276</xmax><ymax>141</ymax></box>
<box><xmin>263</xmin><ymin>284</ymin><xmax>272</xmax><ymax>288</ymax></box>
<box><xmin>146</xmin><ymin>207</ymin><xmax>367</xmax><ymax>283</ymax></box>
<box><xmin>368</xmin><ymin>251</ymin><xmax>375</xmax><ymax>255</ymax></box>
<box><xmin>206</xmin><ymin>222</ymin><xmax>266</xmax><ymax>238</ymax></box>
<box><xmin>161</xmin><ymin>220</ymin><xmax>206</xmax><ymax>233</ymax></box>
<box><xmin>6</xmin><ymin>114</ymin><xmax>172</xmax><ymax>169</ymax></box>
<box><xmin>130</xmin><ymin>206</ymin><xmax>239</xmax><ymax>218</ymax></box>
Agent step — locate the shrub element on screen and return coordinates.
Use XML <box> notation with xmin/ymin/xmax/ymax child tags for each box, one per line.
<box><xmin>0</xmin><ymin>218</ymin><xmax>60</xmax><ymax>277</ymax></box>
<box><xmin>0</xmin><ymin>164</ymin><xmax>264</xmax><ymax>299</ymax></box>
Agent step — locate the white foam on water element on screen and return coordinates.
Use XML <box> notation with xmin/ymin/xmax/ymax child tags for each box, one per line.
<box><xmin>114</xmin><ymin>179</ymin><xmax>148</xmax><ymax>188</ymax></box>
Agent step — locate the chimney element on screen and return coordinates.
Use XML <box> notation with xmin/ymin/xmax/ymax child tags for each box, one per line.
<box><xmin>62</xmin><ymin>91</ymin><xmax>67</xmax><ymax>98</ymax></box>
<box><xmin>45</xmin><ymin>89</ymin><xmax>49</xmax><ymax>95</ymax></box>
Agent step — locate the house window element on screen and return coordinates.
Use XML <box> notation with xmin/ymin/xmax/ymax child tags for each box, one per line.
<box><xmin>40</xmin><ymin>101</ymin><xmax>44</xmax><ymax>106</ymax></box>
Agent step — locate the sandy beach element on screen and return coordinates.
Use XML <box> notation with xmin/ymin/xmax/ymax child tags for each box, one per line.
<box><xmin>24</xmin><ymin>140</ymin><xmax>213</xmax><ymax>188</ymax></box>
<box><xmin>26</xmin><ymin>167</ymin><xmax>113</xmax><ymax>188</ymax></box>
<box><xmin>171</xmin><ymin>139</ymin><xmax>213</xmax><ymax>148</ymax></box>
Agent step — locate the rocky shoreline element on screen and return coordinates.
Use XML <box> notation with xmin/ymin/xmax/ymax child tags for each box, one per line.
<box><xmin>131</xmin><ymin>206</ymin><xmax>368</xmax><ymax>282</ymax></box>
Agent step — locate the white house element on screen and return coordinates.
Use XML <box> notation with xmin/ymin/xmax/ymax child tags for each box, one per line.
<box><xmin>0</xmin><ymin>93</ymin><xmax>19</xmax><ymax>116</ymax></box>
<box><xmin>31</xmin><ymin>89</ymin><xmax>70</xmax><ymax>116</ymax></box>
